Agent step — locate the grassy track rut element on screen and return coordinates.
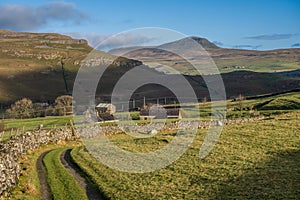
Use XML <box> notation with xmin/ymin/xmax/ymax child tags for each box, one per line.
<box><xmin>37</xmin><ymin>148</ymin><xmax>104</xmax><ymax>200</ymax></box>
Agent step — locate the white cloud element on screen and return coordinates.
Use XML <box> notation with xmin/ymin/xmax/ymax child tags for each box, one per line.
<box><xmin>0</xmin><ymin>2</ymin><xmax>89</xmax><ymax>31</ymax></box>
<box><xmin>66</xmin><ymin>32</ymin><xmax>155</xmax><ymax>51</ymax></box>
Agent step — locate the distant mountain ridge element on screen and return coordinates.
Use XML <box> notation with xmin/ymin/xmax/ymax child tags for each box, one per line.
<box><xmin>109</xmin><ymin>36</ymin><xmax>300</xmax><ymax>75</ymax></box>
<box><xmin>0</xmin><ymin>30</ymin><xmax>299</xmax><ymax>104</ymax></box>
<box><xmin>158</xmin><ymin>36</ymin><xmax>219</xmax><ymax>49</ymax></box>
<box><xmin>108</xmin><ymin>36</ymin><xmax>218</xmax><ymax>55</ymax></box>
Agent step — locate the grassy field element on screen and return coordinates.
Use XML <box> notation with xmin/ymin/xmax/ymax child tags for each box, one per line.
<box><xmin>71</xmin><ymin>111</ymin><xmax>300</xmax><ymax>199</ymax></box>
<box><xmin>0</xmin><ymin>116</ymin><xmax>73</xmax><ymax>140</ymax></box>
<box><xmin>4</xmin><ymin>93</ymin><xmax>300</xmax><ymax>199</ymax></box>
<box><xmin>113</xmin><ymin>92</ymin><xmax>300</xmax><ymax>121</ymax></box>
<box><xmin>1</xmin><ymin>92</ymin><xmax>299</xmax><ymax>140</ymax></box>
<box><xmin>43</xmin><ymin>148</ymin><xmax>88</xmax><ymax>200</ymax></box>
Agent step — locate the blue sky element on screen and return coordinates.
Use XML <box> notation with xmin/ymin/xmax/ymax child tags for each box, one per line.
<box><xmin>0</xmin><ymin>0</ymin><xmax>299</xmax><ymax>50</ymax></box>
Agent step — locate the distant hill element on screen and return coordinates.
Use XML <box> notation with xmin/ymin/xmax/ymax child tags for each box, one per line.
<box><xmin>0</xmin><ymin>30</ymin><xmax>140</xmax><ymax>103</ymax></box>
<box><xmin>158</xmin><ymin>36</ymin><xmax>219</xmax><ymax>50</ymax></box>
<box><xmin>0</xmin><ymin>31</ymin><xmax>299</xmax><ymax>104</ymax></box>
<box><xmin>253</xmin><ymin>92</ymin><xmax>300</xmax><ymax>110</ymax></box>
<box><xmin>109</xmin><ymin>36</ymin><xmax>300</xmax><ymax>75</ymax></box>
<box><xmin>127</xmin><ymin>70</ymin><xmax>300</xmax><ymax>103</ymax></box>
<box><xmin>109</xmin><ymin>36</ymin><xmax>218</xmax><ymax>54</ymax></box>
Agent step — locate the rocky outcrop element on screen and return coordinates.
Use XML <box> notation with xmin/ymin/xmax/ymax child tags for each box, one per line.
<box><xmin>112</xmin><ymin>57</ymin><xmax>143</xmax><ymax>67</ymax></box>
<box><xmin>0</xmin><ymin>30</ymin><xmax>90</xmax><ymax>64</ymax></box>
<box><xmin>0</xmin><ymin>30</ymin><xmax>88</xmax><ymax>45</ymax></box>
<box><xmin>0</xmin><ymin>127</ymin><xmax>77</xmax><ymax>196</ymax></box>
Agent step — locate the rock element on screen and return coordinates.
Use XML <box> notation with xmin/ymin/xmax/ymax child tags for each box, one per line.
<box><xmin>150</xmin><ymin>129</ymin><xmax>158</xmax><ymax>135</ymax></box>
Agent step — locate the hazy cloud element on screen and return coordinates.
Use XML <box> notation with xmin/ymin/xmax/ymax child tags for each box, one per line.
<box><xmin>99</xmin><ymin>33</ymin><xmax>154</xmax><ymax>50</ymax></box>
<box><xmin>213</xmin><ymin>41</ymin><xmax>223</xmax><ymax>46</ymax></box>
<box><xmin>244</xmin><ymin>33</ymin><xmax>299</xmax><ymax>40</ymax></box>
<box><xmin>232</xmin><ymin>44</ymin><xmax>262</xmax><ymax>50</ymax></box>
<box><xmin>291</xmin><ymin>43</ymin><xmax>300</xmax><ymax>47</ymax></box>
<box><xmin>66</xmin><ymin>32</ymin><xmax>155</xmax><ymax>50</ymax></box>
<box><xmin>0</xmin><ymin>2</ymin><xmax>89</xmax><ymax>31</ymax></box>
<box><xmin>66</xmin><ymin>32</ymin><xmax>109</xmax><ymax>47</ymax></box>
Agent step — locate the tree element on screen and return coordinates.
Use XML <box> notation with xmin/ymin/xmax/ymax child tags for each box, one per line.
<box><xmin>32</xmin><ymin>103</ymin><xmax>46</xmax><ymax>117</ymax></box>
<box><xmin>6</xmin><ymin>98</ymin><xmax>34</xmax><ymax>119</ymax></box>
<box><xmin>54</xmin><ymin>95</ymin><xmax>73</xmax><ymax>116</ymax></box>
<box><xmin>236</xmin><ymin>94</ymin><xmax>246</xmax><ymax>117</ymax></box>
<box><xmin>0</xmin><ymin>118</ymin><xmax>5</xmax><ymax>132</ymax></box>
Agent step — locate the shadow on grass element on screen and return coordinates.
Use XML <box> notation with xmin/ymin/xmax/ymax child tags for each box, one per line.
<box><xmin>215</xmin><ymin>149</ymin><xmax>300</xmax><ymax>199</ymax></box>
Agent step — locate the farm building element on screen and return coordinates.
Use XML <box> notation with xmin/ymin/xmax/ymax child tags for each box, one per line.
<box><xmin>139</xmin><ymin>108</ymin><xmax>181</xmax><ymax>120</ymax></box>
<box><xmin>95</xmin><ymin>103</ymin><xmax>116</xmax><ymax>115</ymax></box>
<box><xmin>139</xmin><ymin>109</ymin><xmax>156</xmax><ymax>120</ymax></box>
<box><xmin>166</xmin><ymin>109</ymin><xmax>182</xmax><ymax>119</ymax></box>
<box><xmin>97</xmin><ymin>112</ymin><xmax>115</xmax><ymax>122</ymax></box>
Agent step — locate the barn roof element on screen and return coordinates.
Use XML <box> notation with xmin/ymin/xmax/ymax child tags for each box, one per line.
<box><xmin>96</xmin><ymin>103</ymin><xmax>114</xmax><ymax>108</ymax></box>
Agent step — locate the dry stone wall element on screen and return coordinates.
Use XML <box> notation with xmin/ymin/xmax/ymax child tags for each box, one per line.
<box><xmin>0</xmin><ymin>116</ymin><xmax>265</xmax><ymax>195</ymax></box>
<box><xmin>77</xmin><ymin>117</ymin><xmax>266</xmax><ymax>138</ymax></box>
<box><xmin>0</xmin><ymin>128</ymin><xmax>77</xmax><ymax>195</ymax></box>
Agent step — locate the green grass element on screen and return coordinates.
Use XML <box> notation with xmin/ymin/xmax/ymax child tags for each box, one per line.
<box><xmin>71</xmin><ymin>111</ymin><xmax>300</xmax><ymax>199</ymax></box>
<box><xmin>1</xmin><ymin>92</ymin><xmax>299</xmax><ymax>141</ymax></box>
<box><xmin>1</xmin><ymin>116</ymin><xmax>73</xmax><ymax>140</ymax></box>
<box><xmin>43</xmin><ymin>147</ymin><xmax>88</xmax><ymax>200</ymax></box>
<box><xmin>254</xmin><ymin>93</ymin><xmax>300</xmax><ymax>110</ymax></box>
<box><xmin>223</xmin><ymin>92</ymin><xmax>300</xmax><ymax>118</ymax></box>
<box><xmin>9</xmin><ymin>142</ymin><xmax>80</xmax><ymax>200</ymax></box>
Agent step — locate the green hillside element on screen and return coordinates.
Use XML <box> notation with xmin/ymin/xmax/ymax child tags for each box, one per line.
<box><xmin>0</xmin><ymin>30</ymin><xmax>299</xmax><ymax>104</ymax></box>
<box><xmin>254</xmin><ymin>92</ymin><xmax>300</xmax><ymax>110</ymax></box>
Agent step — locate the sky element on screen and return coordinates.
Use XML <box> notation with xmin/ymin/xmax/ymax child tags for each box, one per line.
<box><xmin>0</xmin><ymin>0</ymin><xmax>299</xmax><ymax>50</ymax></box>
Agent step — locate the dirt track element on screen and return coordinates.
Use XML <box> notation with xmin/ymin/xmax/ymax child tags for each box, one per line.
<box><xmin>37</xmin><ymin>149</ymin><xmax>104</xmax><ymax>200</ymax></box>
<box><xmin>60</xmin><ymin>149</ymin><xmax>104</xmax><ymax>200</ymax></box>
<box><xmin>36</xmin><ymin>151</ymin><xmax>52</xmax><ymax>200</ymax></box>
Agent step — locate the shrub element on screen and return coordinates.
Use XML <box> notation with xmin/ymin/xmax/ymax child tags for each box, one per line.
<box><xmin>130</xmin><ymin>112</ymin><xmax>140</xmax><ymax>120</ymax></box>
<box><xmin>54</xmin><ymin>95</ymin><xmax>73</xmax><ymax>116</ymax></box>
<box><xmin>32</xmin><ymin>103</ymin><xmax>46</xmax><ymax>117</ymax></box>
<box><xmin>45</xmin><ymin>106</ymin><xmax>56</xmax><ymax>116</ymax></box>
<box><xmin>0</xmin><ymin>119</ymin><xmax>5</xmax><ymax>132</ymax></box>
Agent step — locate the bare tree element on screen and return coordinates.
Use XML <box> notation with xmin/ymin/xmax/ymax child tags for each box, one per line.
<box><xmin>54</xmin><ymin>95</ymin><xmax>73</xmax><ymax>116</ymax></box>
<box><xmin>236</xmin><ymin>94</ymin><xmax>246</xmax><ymax>116</ymax></box>
<box><xmin>6</xmin><ymin>98</ymin><xmax>34</xmax><ymax>119</ymax></box>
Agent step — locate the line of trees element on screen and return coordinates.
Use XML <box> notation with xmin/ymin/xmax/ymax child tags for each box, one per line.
<box><xmin>5</xmin><ymin>95</ymin><xmax>73</xmax><ymax>119</ymax></box>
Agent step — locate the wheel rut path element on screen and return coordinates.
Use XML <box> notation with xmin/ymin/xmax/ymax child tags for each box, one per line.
<box><xmin>37</xmin><ymin>149</ymin><xmax>105</xmax><ymax>200</ymax></box>
<box><xmin>60</xmin><ymin>149</ymin><xmax>105</xmax><ymax>200</ymax></box>
<box><xmin>36</xmin><ymin>151</ymin><xmax>52</xmax><ymax>200</ymax></box>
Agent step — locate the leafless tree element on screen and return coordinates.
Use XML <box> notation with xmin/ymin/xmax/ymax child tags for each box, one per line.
<box><xmin>6</xmin><ymin>98</ymin><xmax>34</xmax><ymax>119</ymax></box>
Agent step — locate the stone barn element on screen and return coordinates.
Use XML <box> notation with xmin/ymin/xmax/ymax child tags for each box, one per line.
<box><xmin>139</xmin><ymin>107</ymin><xmax>181</xmax><ymax>120</ymax></box>
<box><xmin>166</xmin><ymin>109</ymin><xmax>182</xmax><ymax>119</ymax></box>
<box><xmin>139</xmin><ymin>109</ymin><xmax>156</xmax><ymax>120</ymax></box>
